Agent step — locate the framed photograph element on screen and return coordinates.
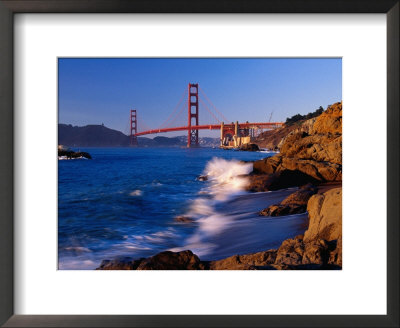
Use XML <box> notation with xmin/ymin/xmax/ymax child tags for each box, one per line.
<box><xmin>0</xmin><ymin>0</ymin><xmax>398</xmax><ymax>327</ymax></box>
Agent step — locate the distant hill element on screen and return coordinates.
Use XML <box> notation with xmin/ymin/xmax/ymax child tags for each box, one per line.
<box><xmin>58</xmin><ymin>124</ymin><xmax>219</xmax><ymax>147</ymax></box>
<box><xmin>59</xmin><ymin>124</ymin><xmax>130</xmax><ymax>147</ymax></box>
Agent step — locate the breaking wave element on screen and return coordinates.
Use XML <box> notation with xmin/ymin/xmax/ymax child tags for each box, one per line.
<box><xmin>171</xmin><ymin>158</ymin><xmax>253</xmax><ymax>257</ymax></box>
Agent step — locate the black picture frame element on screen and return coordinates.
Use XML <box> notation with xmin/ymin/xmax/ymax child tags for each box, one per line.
<box><xmin>0</xmin><ymin>1</ymin><xmax>398</xmax><ymax>327</ymax></box>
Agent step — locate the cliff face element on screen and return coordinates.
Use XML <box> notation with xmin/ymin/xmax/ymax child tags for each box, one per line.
<box><xmin>279</xmin><ymin>102</ymin><xmax>342</xmax><ymax>164</ymax></box>
<box><xmin>248</xmin><ymin>102</ymin><xmax>342</xmax><ymax>191</ymax></box>
<box><xmin>252</xmin><ymin>124</ymin><xmax>299</xmax><ymax>150</ymax></box>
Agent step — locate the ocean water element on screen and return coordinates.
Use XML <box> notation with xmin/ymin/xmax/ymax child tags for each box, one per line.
<box><xmin>58</xmin><ymin>147</ymin><xmax>308</xmax><ymax>269</ymax></box>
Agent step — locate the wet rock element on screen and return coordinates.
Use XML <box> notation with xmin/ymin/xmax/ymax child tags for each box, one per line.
<box><xmin>247</xmin><ymin>169</ymin><xmax>320</xmax><ymax>192</ymax></box>
<box><xmin>259</xmin><ymin>204</ymin><xmax>307</xmax><ymax>217</ymax></box>
<box><xmin>136</xmin><ymin>250</ymin><xmax>204</xmax><ymax>270</ymax></box>
<box><xmin>197</xmin><ymin>175</ymin><xmax>208</xmax><ymax>181</ymax></box>
<box><xmin>174</xmin><ymin>216</ymin><xmax>195</xmax><ymax>223</ymax></box>
<box><xmin>281</xmin><ymin>184</ymin><xmax>317</xmax><ymax>205</ymax></box>
<box><xmin>96</xmin><ymin>257</ymin><xmax>144</xmax><ymax>270</ymax></box>
<box><xmin>239</xmin><ymin>143</ymin><xmax>260</xmax><ymax>151</ymax></box>
<box><xmin>58</xmin><ymin>149</ymin><xmax>92</xmax><ymax>159</ymax></box>
<box><xmin>259</xmin><ymin>184</ymin><xmax>318</xmax><ymax>216</ymax></box>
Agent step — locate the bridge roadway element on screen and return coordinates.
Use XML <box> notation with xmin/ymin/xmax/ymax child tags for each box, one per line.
<box><xmin>134</xmin><ymin>122</ymin><xmax>284</xmax><ymax>136</ymax></box>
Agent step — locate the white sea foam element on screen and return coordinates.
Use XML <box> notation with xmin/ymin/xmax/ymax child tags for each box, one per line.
<box><xmin>202</xmin><ymin>157</ymin><xmax>252</xmax><ymax>201</ymax></box>
<box><xmin>132</xmin><ymin>228</ymin><xmax>179</xmax><ymax>244</ymax></box>
<box><xmin>178</xmin><ymin>158</ymin><xmax>253</xmax><ymax>257</ymax></box>
<box><xmin>58</xmin><ymin>156</ymin><xmax>87</xmax><ymax>160</ymax></box>
<box><xmin>259</xmin><ymin>149</ymin><xmax>279</xmax><ymax>154</ymax></box>
<box><xmin>129</xmin><ymin>190</ymin><xmax>143</xmax><ymax>196</ymax></box>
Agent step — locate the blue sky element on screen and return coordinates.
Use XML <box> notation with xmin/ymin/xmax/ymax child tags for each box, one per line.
<box><xmin>58</xmin><ymin>58</ymin><xmax>341</xmax><ymax>138</ymax></box>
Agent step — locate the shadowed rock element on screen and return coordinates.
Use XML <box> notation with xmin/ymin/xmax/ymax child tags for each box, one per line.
<box><xmin>136</xmin><ymin>250</ymin><xmax>205</xmax><ymax>270</ymax></box>
<box><xmin>96</xmin><ymin>257</ymin><xmax>144</xmax><ymax>270</ymax></box>
<box><xmin>58</xmin><ymin>149</ymin><xmax>92</xmax><ymax>159</ymax></box>
<box><xmin>239</xmin><ymin>143</ymin><xmax>260</xmax><ymax>151</ymax></box>
<box><xmin>259</xmin><ymin>184</ymin><xmax>317</xmax><ymax>216</ymax></box>
<box><xmin>247</xmin><ymin>169</ymin><xmax>320</xmax><ymax>192</ymax></box>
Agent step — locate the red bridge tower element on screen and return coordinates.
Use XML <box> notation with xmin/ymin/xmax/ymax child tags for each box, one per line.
<box><xmin>130</xmin><ymin>109</ymin><xmax>138</xmax><ymax>146</ymax></box>
<box><xmin>187</xmin><ymin>83</ymin><xmax>199</xmax><ymax>147</ymax></box>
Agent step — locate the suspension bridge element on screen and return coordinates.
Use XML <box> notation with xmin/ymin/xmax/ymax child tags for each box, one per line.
<box><xmin>129</xmin><ymin>83</ymin><xmax>284</xmax><ymax>148</ymax></box>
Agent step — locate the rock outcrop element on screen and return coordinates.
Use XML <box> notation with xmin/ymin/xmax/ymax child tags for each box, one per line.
<box><xmin>248</xmin><ymin>102</ymin><xmax>342</xmax><ymax>192</ymax></box>
<box><xmin>208</xmin><ymin>250</ymin><xmax>277</xmax><ymax>270</ymax></box>
<box><xmin>58</xmin><ymin>148</ymin><xmax>92</xmax><ymax>159</ymax></box>
<box><xmin>97</xmin><ymin>257</ymin><xmax>144</xmax><ymax>270</ymax></box>
<box><xmin>259</xmin><ymin>184</ymin><xmax>317</xmax><ymax>216</ymax></box>
<box><xmin>136</xmin><ymin>250</ymin><xmax>206</xmax><ymax>270</ymax></box>
<box><xmin>273</xmin><ymin>187</ymin><xmax>342</xmax><ymax>268</ymax></box>
<box><xmin>304</xmin><ymin>188</ymin><xmax>342</xmax><ymax>242</ymax></box>
<box><xmin>239</xmin><ymin>143</ymin><xmax>260</xmax><ymax>151</ymax></box>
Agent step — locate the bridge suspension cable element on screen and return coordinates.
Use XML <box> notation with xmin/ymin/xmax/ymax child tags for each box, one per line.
<box><xmin>158</xmin><ymin>89</ymin><xmax>187</xmax><ymax>129</ymax></box>
<box><xmin>199</xmin><ymin>98</ymin><xmax>222</xmax><ymax>124</ymax></box>
<box><xmin>198</xmin><ymin>86</ymin><xmax>230</xmax><ymax>123</ymax></box>
<box><xmin>163</xmin><ymin>96</ymin><xmax>187</xmax><ymax>129</ymax></box>
<box><xmin>137</xmin><ymin>116</ymin><xmax>151</xmax><ymax>133</ymax></box>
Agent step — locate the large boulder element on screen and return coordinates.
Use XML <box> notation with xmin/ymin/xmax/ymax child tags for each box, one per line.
<box><xmin>249</xmin><ymin>155</ymin><xmax>341</xmax><ymax>192</ymax></box>
<box><xmin>136</xmin><ymin>250</ymin><xmax>205</xmax><ymax>270</ymax></box>
<box><xmin>96</xmin><ymin>257</ymin><xmax>144</xmax><ymax>270</ymax></box>
<box><xmin>272</xmin><ymin>187</ymin><xmax>342</xmax><ymax>268</ymax></box>
<box><xmin>209</xmin><ymin>250</ymin><xmax>277</xmax><ymax>270</ymax></box>
<box><xmin>247</xmin><ymin>168</ymin><xmax>321</xmax><ymax>192</ymax></box>
<box><xmin>239</xmin><ymin>143</ymin><xmax>260</xmax><ymax>151</ymax></box>
<box><xmin>280</xmin><ymin>157</ymin><xmax>342</xmax><ymax>182</ymax></box>
<box><xmin>259</xmin><ymin>184</ymin><xmax>317</xmax><ymax>216</ymax></box>
<box><xmin>58</xmin><ymin>149</ymin><xmax>92</xmax><ymax>159</ymax></box>
<box><xmin>274</xmin><ymin>235</ymin><xmax>334</xmax><ymax>268</ymax></box>
<box><xmin>304</xmin><ymin>188</ymin><xmax>342</xmax><ymax>242</ymax></box>
<box><xmin>253</xmin><ymin>154</ymin><xmax>283</xmax><ymax>175</ymax></box>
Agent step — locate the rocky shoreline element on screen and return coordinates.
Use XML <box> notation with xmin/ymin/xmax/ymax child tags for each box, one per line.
<box><xmin>58</xmin><ymin>147</ymin><xmax>92</xmax><ymax>159</ymax></box>
<box><xmin>96</xmin><ymin>102</ymin><xmax>342</xmax><ymax>270</ymax></box>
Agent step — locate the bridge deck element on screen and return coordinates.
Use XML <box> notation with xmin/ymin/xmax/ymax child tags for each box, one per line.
<box><xmin>134</xmin><ymin>122</ymin><xmax>284</xmax><ymax>136</ymax></box>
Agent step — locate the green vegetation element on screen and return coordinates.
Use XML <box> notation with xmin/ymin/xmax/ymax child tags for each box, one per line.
<box><xmin>285</xmin><ymin>106</ymin><xmax>324</xmax><ymax>126</ymax></box>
